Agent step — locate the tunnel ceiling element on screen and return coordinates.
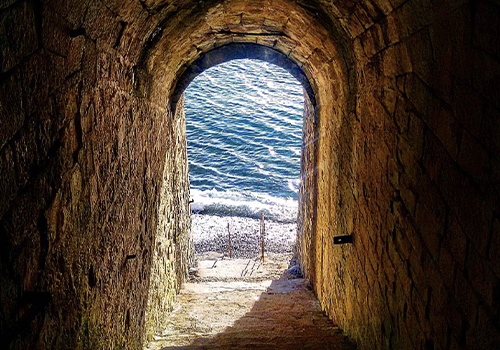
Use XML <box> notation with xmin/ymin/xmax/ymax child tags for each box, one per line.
<box><xmin>127</xmin><ymin>0</ymin><xmax>357</xmax><ymax>116</ymax></box>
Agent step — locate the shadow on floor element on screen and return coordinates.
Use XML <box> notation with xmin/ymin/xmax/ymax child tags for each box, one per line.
<box><xmin>159</xmin><ymin>278</ymin><xmax>356</xmax><ymax>350</ymax></box>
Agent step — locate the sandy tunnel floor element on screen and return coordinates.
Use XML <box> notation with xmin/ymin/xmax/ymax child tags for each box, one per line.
<box><xmin>146</xmin><ymin>252</ymin><xmax>356</xmax><ymax>350</ymax></box>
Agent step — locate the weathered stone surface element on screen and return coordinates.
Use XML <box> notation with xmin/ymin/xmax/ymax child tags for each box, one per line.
<box><xmin>148</xmin><ymin>256</ymin><xmax>356</xmax><ymax>350</ymax></box>
<box><xmin>296</xmin><ymin>2</ymin><xmax>500</xmax><ymax>350</ymax></box>
<box><xmin>0</xmin><ymin>1</ymin><xmax>37</xmax><ymax>72</ymax></box>
<box><xmin>0</xmin><ymin>0</ymin><xmax>499</xmax><ymax>349</ymax></box>
<box><xmin>144</xmin><ymin>96</ymin><xmax>193</xmax><ymax>343</ymax></box>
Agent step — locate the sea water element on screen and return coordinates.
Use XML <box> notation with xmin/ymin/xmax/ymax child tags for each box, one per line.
<box><xmin>184</xmin><ymin>59</ymin><xmax>304</xmax><ymax>224</ymax></box>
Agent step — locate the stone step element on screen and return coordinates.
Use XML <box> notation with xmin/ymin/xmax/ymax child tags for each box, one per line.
<box><xmin>147</xmin><ymin>260</ymin><xmax>356</xmax><ymax>350</ymax></box>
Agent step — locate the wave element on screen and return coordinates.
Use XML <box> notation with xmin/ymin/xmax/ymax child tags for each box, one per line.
<box><xmin>287</xmin><ymin>178</ymin><xmax>300</xmax><ymax>194</ymax></box>
<box><xmin>190</xmin><ymin>188</ymin><xmax>298</xmax><ymax>223</ymax></box>
<box><xmin>185</xmin><ymin>59</ymin><xmax>303</xmax><ymax>221</ymax></box>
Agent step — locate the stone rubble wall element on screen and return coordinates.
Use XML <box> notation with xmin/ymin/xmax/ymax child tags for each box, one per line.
<box><xmin>0</xmin><ymin>1</ymin><xmax>193</xmax><ymax>348</ymax></box>
<box><xmin>144</xmin><ymin>96</ymin><xmax>193</xmax><ymax>343</ymax></box>
<box><xmin>297</xmin><ymin>90</ymin><xmax>318</xmax><ymax>281</ymax></box>
<box><xmin>297</xmin><ymin>1</ymin><xmax>500</xmax><ymax>349</ymax></box>
<box><xmin>0</xmin><ymin>1</ymin><xmax>499</xmax><ymax>350</ymax></box>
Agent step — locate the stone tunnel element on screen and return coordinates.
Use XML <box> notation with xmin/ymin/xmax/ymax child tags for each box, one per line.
<box><xmin>0</xmin><ymin>0</ymin><xmax>499</xmax><ymax>349</ymax></box>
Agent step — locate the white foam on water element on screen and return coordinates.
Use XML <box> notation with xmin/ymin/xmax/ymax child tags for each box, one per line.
<box><xmin>185</xmin><ymin>59</ymin><xmax>304</xmax><ymax>223</ymax></box>
<box><xmin>287</xmin><ymin>178</ymin><xmax>300</xmax><ymax>194</ymax></box>
<box><xmin>190</xmin><ymin>188</ymin><xmax>298</xmax><ymax>223</ymax></box>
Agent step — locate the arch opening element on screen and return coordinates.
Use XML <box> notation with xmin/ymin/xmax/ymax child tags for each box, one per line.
<box><xmin>1</xmin><ymin>0</ymin><xmax>495</xmax><ymax>349</ymax></box>
<box><xmin>145</xmin><ymin>56</ymin><xmax>325</xmax><ymax>349</ymax></box>
<box><xmin>184</xmin><ymin>58</ymin><xmax>304</xmax><ymax>260</ymax></box>
<box><xmin>145</xmin><ymin>39</ymin><xmax>329</xmax><ymax>344</ymax></box>
<box><xmin>170</xmin><ymin>43</ymin><xmax>318</xmax><ymax>116</ymax></box>
<box><xmin>165</xmin><ymin>42</ymin><xmax>321</xmax><ymax>264</ymax></box>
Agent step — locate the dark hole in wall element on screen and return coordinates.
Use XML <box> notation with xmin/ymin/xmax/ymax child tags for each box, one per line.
<box><xmin>125</xmin><ymin>309</ymin><xmax>131</xmax><ymax>331</ymax></box>
<box><xmin>88</xmin><ymin>264</ymin><xmax>96</xmax><ymax>288</ymax></box>
<box><xmin>114</xmin><ymin>21</ymin><xmax>127</xmax><ymax>49</ymax></box>
<box><xmin>58</xmin><ymin>255</ymin><xmax>65</xmax><ymax>273</ymax></box>
<box><xmin>69</xmin><ymin>27</ymin><xmax>86</xmax><ymax>38</ymax></box>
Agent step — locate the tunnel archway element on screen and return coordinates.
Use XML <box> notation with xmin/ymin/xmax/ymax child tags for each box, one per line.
<box><xmin>1</xmin><ymin>0</ymin><xmax>499</xmax><ymax>349</ymax></box>
<box><xmin>137</xmin><ymin>2</ymin><xmax>359</xmax><ymax>342</ymax></box>
<box><xmin>144</xmin><ymin>30</ymin><xmax>352</xmax><ymax>339</ymax></box>
<box><xmin>170</xmin><ymin>43</ymin><xmax>317</xmax><ymax>114</ymax></box>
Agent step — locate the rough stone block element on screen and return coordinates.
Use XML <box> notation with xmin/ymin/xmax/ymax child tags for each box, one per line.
<box><xmin>0</xmin><ymin>1</ymin><xmax>38</xmax><ymax>73</ymax></box>
<box><xmin>84</xmin><ymin>0</ymin><xmax>121</xmax><ymax>46</ymax></box>
<box><xmin>65</xmin><ymin>35</ymin><xmax>85</xmax><ymax>76</ymax></box>
<box><xmin>429</xmin><ymin>106</ymin><xmax>462</xmax><ymax>161</ymax></box>
<box><xmin>473</xmin><ymin>1</ymin><xmax>500</xmax><ymax>60</ymax></box>
<box><xmin>447</xmin><ymin>213</ymin><xmax>468</xmax><ymax>271</ymax></box>
<box><xmin>0</xmin><ymin>68</ymin><xmax>25</xmax><ymax>149</ymax></box>
<box><xmin>381</xmin><ymin>42</ymin><xmax>412</xmax><ymax>77</ymax></box>
<box><xmin>437</xmin><ymin>245</ymin><xmax>456</xmax><ymax>290</ymax></box>
<box><xmin>415</xmin><ymin>185</ymin><xmax>446</xmax><ymax>261</ymax></box>
<box><xmin>380</xmin><ymin>12</ymin><xmax>400</xmax><ymax>46</ymax></box>
<box><xmin>400</xmin><ymin>173</ymin><xmax>417</xmax><ymax>216</ymax></box>
<box><xmin>105</xmin><ymin>0</ymin><xmax>144</xmax><ymax>22</ymax></box>
<box><xmin>480</xmin><ymin>103</ymin><xmax>500</xmax><ymax>160</ymax></box>
<box><xmin>467</xmin><ymin>246</ymin><xmax>496</xmax><ymax>307</ymax></box>
<box><xmin>422</xmin><ymin>127</ymin><xmax>448</xmax><ymax>182</ymax></box>
<box><xmin>0</xmin><ymin>144</ymin><xmax>17</xmax><ymax>219</ymax></box>
<box><xmin>20</xmin><ymin>52</ymin><xmax>51</xmax><ymax>116</ymax></box>
<box><xmin>42</xmin><ymin>7</ymin><xmax>71</xmax><ymax>57</ymax></box>
<box><xmin>452</xmin><ymin>81</ymin><xmax>483</xmax><ymax>138</ymax></box>
<box><xmin>45</xmin><ymin>0</ymin><xmax>89</xmax><ymax>29</ymax></box>
<box><xmin>468</xmin><ymin>304</ymin><xmax>500</xmax><ymax>349</ymax></box>
<box><xmin>406</xmin><ymin>28</ymin><xmax>433</xmax><ymax>80</ymax></box>
<box><xmin>360</xmin><ymin>23</ymin><xmax>385</xmax><ymax>58</ymax></box>
<box><xmin>392</xmin><ymin>0</ymin><xmax>433</xmax><ymax>39</ymax></box>
<box><xmin>457</xmin><ymin>130</ymin><xmax>491</xmax><ymax>187</ymax></box>
<box><xmin>81</xmin><ymin>38</ymin><xmax>97</xmax><ymax>90</ymax></box>
<box><xmin>473</xmin><ymin>48</ymin><xmax>500</xmax><ymax>109</ymax></box>
<box><xmin>352</xmin><ymin>1</ymin><xmax>374</xmax><ymax>30</ymax></box>
<box><xmin>437</xmin><ymin>162</ymin><xmax>493</xmax><ymax>256</ymax></box>
<box><xmin>12</xmin><ymin>116</ymin><xmax>39</xmax><ymax>189</ymax></box>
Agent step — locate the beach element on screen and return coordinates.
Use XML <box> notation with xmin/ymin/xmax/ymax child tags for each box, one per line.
<box><xmin>192</xmin><ymin>214</ymin><xmax>297</xmax><ymax>259</ymax></box>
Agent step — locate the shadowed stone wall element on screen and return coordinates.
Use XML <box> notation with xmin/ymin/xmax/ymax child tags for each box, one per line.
<box><xmin>145</xmin><ymin>96</ymin><xmax>193</xmax><ymax>343</ymax></box>
<box><xmin>297</xmin><ymin>90</ymin><xmax>318</xmax><ymax>283</ymax></box>
<box><xmin>0</xmin><ymin>1</ymin><xmax>193</xmax><ymax>348</ymax></box>
<box><xmin>1</xmin><ymin>0</ymin><xmax>499</xmax><ymax>350</ymax></box>
<box><xmin>297</xmin><ymin>1</ymin><xmax>500</xmax><ymax>349</ymax></box>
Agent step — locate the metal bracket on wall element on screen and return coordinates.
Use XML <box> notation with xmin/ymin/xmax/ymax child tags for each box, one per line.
<box><xmin>333</xmin><ymin>235</ymin><xmax>353</xmax><ymax>244</ymax></box>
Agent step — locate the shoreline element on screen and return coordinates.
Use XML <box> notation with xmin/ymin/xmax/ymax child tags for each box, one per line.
<box><xmin>192</xmin><ymin>213</ymin><xmax>297</xmax><ymax>259</ymax></box>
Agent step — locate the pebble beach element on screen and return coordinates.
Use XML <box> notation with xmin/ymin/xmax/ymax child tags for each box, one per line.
<box><xmin>192</xmin><ymin>214</ymin><xmax>297</xmax><ymax>259</ymax></box>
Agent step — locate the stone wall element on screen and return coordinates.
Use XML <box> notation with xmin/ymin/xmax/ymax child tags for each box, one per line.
<box><xmin>0</xmin><ymin>1</ymin><xmax>193</xmax><ymax>348</ymax></box>
<box><xmin>1</xmin><ymin>0</ymin><xmax>499</xmax><ymax>350</ymax></box>
<box><xmin>298</xmin><ymin>1</ymin><xmax>500</xmax><ymax>349</ymax></box>
<box><xmin>144</xmin><ymin>96</ymin><xmax>193</xmax><ymax>343</ymax></box>
<box><xmin>297</xmin><ymin>90</ymin><xmax>318</xmax><ymax>281</ymax></box>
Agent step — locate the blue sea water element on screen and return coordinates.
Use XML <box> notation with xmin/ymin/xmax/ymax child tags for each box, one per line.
<box><xmin>184</xmin><ymin>59</ymin><xmax>304</xmax><ymax>223</ymax></box>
